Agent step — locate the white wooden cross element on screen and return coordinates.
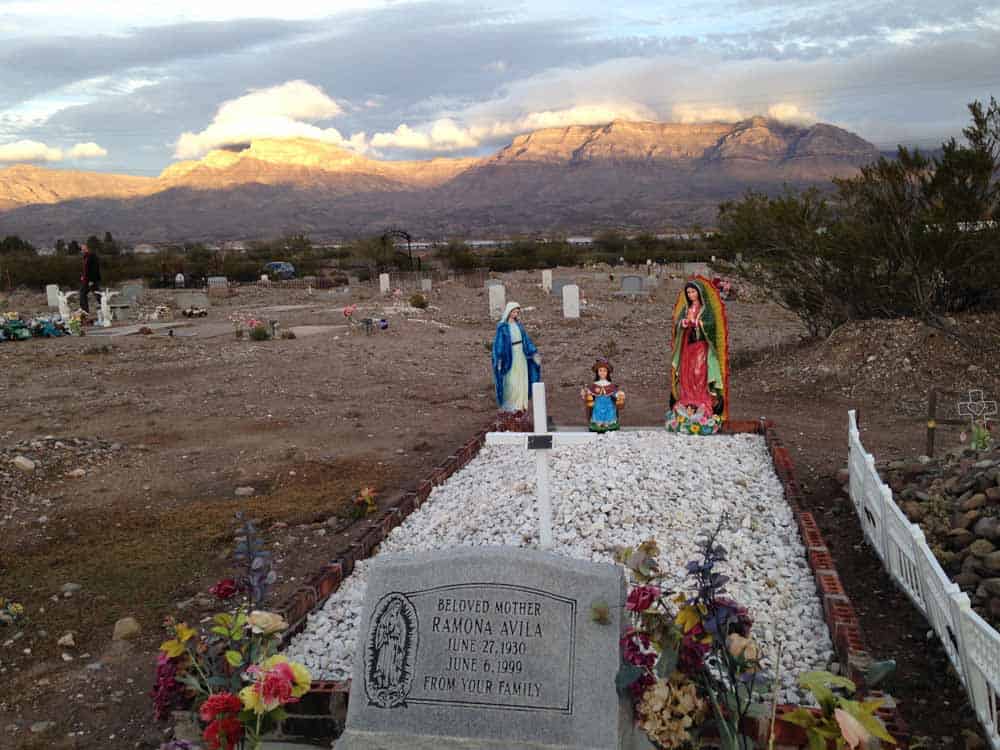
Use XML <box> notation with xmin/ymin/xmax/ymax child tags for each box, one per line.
<box><xmin>958</xmin><ymin>389</ymin><xmax>998</xmax><ymax>421</ymax></box>
<box><xmin>485</xmin><ymin>383</ymin><xmax>597</xmax><ymax>549</ymax></box>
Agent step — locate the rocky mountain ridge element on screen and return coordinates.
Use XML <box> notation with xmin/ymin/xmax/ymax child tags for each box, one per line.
<box><xmin>0</xmin><ymin>117</ymin><xmax>881</xmax><ymax>242</ymax></box>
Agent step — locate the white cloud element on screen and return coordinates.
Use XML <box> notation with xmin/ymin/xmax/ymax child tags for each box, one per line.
<box><xmin>672</xmin><ymin>104</ymin><xmax>745</xmax><ymax>123</ymax></box>
<box><xmin>671</xmin><ymin>101</ymin><xmax>817</xmax><ymax>125</ymax></box>
<box><xmin>0</xmin><ymin>139</ymin><xmax>109</xmax><ymax>163</ymax></box>
<box><xmin>68</xmin><ymin>142</ymin><xmax>108</xmax><ymax>159</ymax></box>
<box><xmin>766</xmin><ymin>102</ymin><xmax>817</xmax><ymax>125</ymax></box>
<box><xmin>0</xmin><ymin>139</ymin><xmax>63</xmax><ymax>163</ymax></box>
<box><xmin>174</xmin><ymin>80</ymin><xmax>360</xmax><ymax>158</ymax></box>
<box><xmin>371</xmin><ymin>103</ymin><xmax>657</xmax><ymax>152</ymax></box>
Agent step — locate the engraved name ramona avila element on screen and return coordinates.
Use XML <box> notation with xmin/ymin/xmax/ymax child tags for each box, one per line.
<box><xmin>364</xmin><ymin>593</ymin><xmax>419</xmax><ymax>708</ymax></box>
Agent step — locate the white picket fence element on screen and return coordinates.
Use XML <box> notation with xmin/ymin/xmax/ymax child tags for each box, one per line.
<box><xmin>848</xmin><ymin>410</ymin><xmax>1000</xmax><ymax>745</ymax></box>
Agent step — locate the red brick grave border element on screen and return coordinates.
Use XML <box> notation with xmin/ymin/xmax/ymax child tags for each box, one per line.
<box><xmin>265</xmin><ymin>416</ymin><xmax>908</xmax><ymax>747</ymax></box>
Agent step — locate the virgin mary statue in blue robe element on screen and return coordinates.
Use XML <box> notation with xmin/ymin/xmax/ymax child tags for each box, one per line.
<box><xmin>492</xmin><ymin>302</ymin><xmax>541</xmax><ymax>411</ymax></box>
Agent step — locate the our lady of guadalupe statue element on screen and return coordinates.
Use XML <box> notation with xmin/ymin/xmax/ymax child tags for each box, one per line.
<box><xmin>666</xmin><ymin>276</ymin><xmax>729</xmax><ymax>435</ymax></box>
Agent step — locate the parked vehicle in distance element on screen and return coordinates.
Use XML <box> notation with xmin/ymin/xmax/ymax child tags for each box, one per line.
<box><xmin>262</xmin><ymin>261</ymin><xmax>296</xmax><ymax>280</ymax></box>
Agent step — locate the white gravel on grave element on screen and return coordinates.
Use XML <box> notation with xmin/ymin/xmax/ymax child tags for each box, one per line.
<box><xmin>285</xmin><ymin>431</ymin><xmax>834</xmax><ymax>702</ymax></box>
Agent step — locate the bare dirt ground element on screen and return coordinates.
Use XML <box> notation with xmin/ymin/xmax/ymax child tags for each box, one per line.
<box><xmin>1</xmin><ymin>269</ymin><xmax>998</xmax><ymax>750</ymax></box>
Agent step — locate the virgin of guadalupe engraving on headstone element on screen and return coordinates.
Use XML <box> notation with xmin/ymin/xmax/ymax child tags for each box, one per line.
<box><xmin>364</xmin><ymin>593</ymin><xmax>419</xmax><ymax>708</ymax></box>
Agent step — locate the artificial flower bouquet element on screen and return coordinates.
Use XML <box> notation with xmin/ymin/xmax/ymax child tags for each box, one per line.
<box><xmin>615</xmin><ymin>532</ymin><xmax>768</xmax><ymax>750</ymax></box>
<box><xmin>617</xmin><ymin>527</ymin><xmax>895</xmax><ymax>750</ymax></box>
<box><xmin>154</xmin><ymin>607</ymin><xmax>311</xmax><ymax>750</ymax></box>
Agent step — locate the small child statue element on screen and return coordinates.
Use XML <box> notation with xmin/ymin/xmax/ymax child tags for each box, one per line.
<box><xmin>581</xmin><ymin>357</ymin><xmax>625</xmax><ymax>432</ymax></box>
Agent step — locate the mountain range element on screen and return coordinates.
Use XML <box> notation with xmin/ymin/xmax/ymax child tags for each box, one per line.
<box><xmin>0</xmin><ymin>117</ymin><xmax>881</xmax><ymax>244</ymax></box>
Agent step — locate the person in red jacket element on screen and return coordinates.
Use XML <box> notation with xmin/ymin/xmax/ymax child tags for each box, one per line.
<box><xmin>80</xmin><ymin>243</ymin><xmax>101</xmax><ymax>314</ymax></box>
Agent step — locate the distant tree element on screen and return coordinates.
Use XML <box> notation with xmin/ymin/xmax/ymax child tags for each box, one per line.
<box><xmin>68</xmin><ymin>240</ymin><xmax>82</xmax><ymax>255</ymax></box>
<box><xmin>436</xmin><ymin>239</ymin><xmax>478</xmax><ymax>270</ymax></box>
<box><xmin>282</xmin><ymin>233</ymin><xmax>313</xmax><ymax>253</ymax></box>
<box><xmin>594</xmin><ymin>230</ymin><xmax>627</xmax><ymax>257</ymax></box>
<box><xmin>102</xmin><ymin>230</ymin><xmax>121</xmax><ymax>256</ymax></box>
<box><xmin>55</xmin><ymin>238</ymin><xmax>67</xmax><ymax>255</ymax></box>
<box><xmin>86</xmin><ymin>234</ymin><xmax>104</xmax><ymax>254</ymax></box>
<box><xmin>0</xmin><ymin>235</ymin><xmax>36</xmax><ymax>255</ymax></box>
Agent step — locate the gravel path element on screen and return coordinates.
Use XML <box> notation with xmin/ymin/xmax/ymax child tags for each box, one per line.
<box><xmin>286</xmin><ymin>431</ymin><xmax>833</xmax><ymax>702</ymax></box>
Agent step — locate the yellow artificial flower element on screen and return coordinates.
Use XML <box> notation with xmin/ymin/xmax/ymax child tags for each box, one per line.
<box><xmin>690</xmin><ymin>423</ymin><xmax>701</xmax><ymax>434</ymax></box>
<box><xmin>290</xmin><ymin>661</ymin><xmax>312</xmax><ymax>697</ymax></box>
<box><xmin>240</xmin><ymin>684</ymin><xmax>264</xmax><ymax>714</ymax></box>
<box><xmin>160</xmin><ymin>622</ymin><xmax>196</xmax><ymax>657</ymax></box>
<box><xmin>675</xmin><ymin>605</ymin><xmax>702</xmax><ymax>634</ymax></box>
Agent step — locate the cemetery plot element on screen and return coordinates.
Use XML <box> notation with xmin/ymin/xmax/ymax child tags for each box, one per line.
<box><xmin>287</xmin><ymin>431</ymin><xmax>834</xmax><ymax>704</ymax></box>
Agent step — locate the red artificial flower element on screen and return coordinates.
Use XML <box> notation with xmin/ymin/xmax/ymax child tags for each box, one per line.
<box><xmin>208</xmin><ymin>578</ymin><xmax>239</xmax><ymax>600</ymax></box>
<box><xmin>199</xmin><ymin>692</ymin><xmax>243</xmax><ymax>722</ymax></box>
<box><xmin>621</xmin><ymin>628</ymin><xmax>656</xmax><ymax>668</ymax></box>
<box><xmin>677</xmin><ymin>628</ymin><xmax>712</xmax><ymax>675</ymax></box>
<box><xmin>625</xmin><ymin>585</ymin><xmax>660</xmax><ymax>613</ymax></box>
<box><xmin>203</xmin><ymin>716</ymin><xmax>243</xmax><ymax>750</ymax></box>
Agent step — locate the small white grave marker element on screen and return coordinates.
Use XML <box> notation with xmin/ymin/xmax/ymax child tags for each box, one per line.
<box><xmin>562</xmin><ymin>284</ymin><xmax>580</xmax><ymax>318</ymax></box>
<box><xmin>379</xmin><ymin>273</ymin><xmax>390</xmax><ymax>294</ymax></box>
<box><xmin>46</xmin><ymin>284</ymin><xmax>60</xmax><ymax>309</ymax></box>
<box><xmin>421</xmin><ymin>278</ymin><xmax>432</xmax><ymax>292</ymax></box>
<box><xmin>542</xmin><ymin>269</ymin><xmax>553</xmax><ymax>293</ymax></box>
<box><xmin>488</xmin><ymin>283</ymin><xmax>506</xmax><ymax>319</ymax></box>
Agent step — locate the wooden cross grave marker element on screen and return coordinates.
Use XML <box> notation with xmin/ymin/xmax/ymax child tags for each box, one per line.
<box><xmin>485</xmin><ymin>383</ymin><xmax>598</xmax><ymax>549</ymax></box>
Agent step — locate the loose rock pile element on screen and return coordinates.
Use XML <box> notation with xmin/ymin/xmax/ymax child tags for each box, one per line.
<box><xmin>286</xmin><ymin>431</ymin><xmax>834</xmax><ymax>703</ymax></box>
<box><xmin>885</xmin><ymin>446</ymin><xmax>1000</xmax><ymax>623</ymax></box>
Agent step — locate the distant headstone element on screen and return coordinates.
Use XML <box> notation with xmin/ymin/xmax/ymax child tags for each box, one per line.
<box><xmin>379</xmin><ymin>273</ymin><xmax>391</xmax><ymax>295</ymax></box>
<box><xmin>643</xmin><ymin>276</ymin><xmax>659</xmax><ymax>290</ymax></box>
<box><xmin>175</xmin><ymin>290</ymin><xmax>209</xmax><ymax>309</ymax></box>
<box><xmin>562</xmin><ymin>284</ymin><xmax>580</xmax><ymax>319</ymax></box>
<box><xmin>542</xmin><ymin>269</ymin><xmax>553</xmax><ymax>293</ymax></box>
<box><xmin>488</xmin><ymin>284</ymin><xmax>506</xmax><ymax>319</ymax></box>
<box><xmin>207</xmin><ymin>276</ymin><xmax>228</xmax><ymax>289</ymax></box>
<box><xmin>551</xmin><ymin>280</ymin><xmax>570</xmax><ymax>298</ymax></box>
<box><xmin>620</xmin><ymin>276</ymin><xmax>643</xmax><ymax>293</ymax></box>
<box><xmin>121</xmin><ymin>284</ymin><xmax>144</xmax><ymax>303</ymax></box>
<box><xmin>46</xmin><ymin>285</ymin><xmax>60</xmax><ymax>309</ymax></box>
<box><xmin>337</xmin><ymin>548</ymin><xmax>627</xmax><ymax>750</ymax></box>
<box><xmin>421</xmin><ymin>278</ymin><xmax>433</xmax><ymax>292</ymax></box>
<box><xmin>485</xmin><ymin>279</ymin><xmax>503</xmax><ymax>288</ymax></box>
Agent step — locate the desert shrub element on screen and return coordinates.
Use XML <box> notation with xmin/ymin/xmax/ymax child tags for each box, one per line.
<box><xmin>409</xmin><ymin>292</ymin><xmax>428</xmax><ymax>309</ymax></box>
<box><xmin>718</xmin><ymin>98</ymin><xmax>1000</xmax><ymax>337</ymax></box>
<box><xmin>248</xmin><ymin>324</ymin><xmax>271</xmax><ymax>341</ymax></box>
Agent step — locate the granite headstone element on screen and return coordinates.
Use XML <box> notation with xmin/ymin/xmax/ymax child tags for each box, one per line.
<box><xmin>337</xmin><ymin>547</ymin><xmax>629</xmax><ymax>750</ymax></box>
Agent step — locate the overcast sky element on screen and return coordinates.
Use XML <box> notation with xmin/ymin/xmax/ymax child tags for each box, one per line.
<box><xmin>1</xmin><ymin>0</ymin><xmax>998</xmax><ymax>174</ymax></box>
